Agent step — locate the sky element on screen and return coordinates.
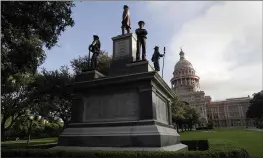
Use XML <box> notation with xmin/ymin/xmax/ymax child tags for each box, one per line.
<box><xmin>41</xmin><ymin>1</ymin><xmax>263</xmax><ymax>101</ymax></box>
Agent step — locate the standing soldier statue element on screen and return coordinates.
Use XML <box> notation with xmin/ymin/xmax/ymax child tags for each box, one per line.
<box><xmin>135</xmin><ymin>21</ymin><xmax>148</xmax><ymax>61</ymax></box>
<box><xmin>121</xmin><ymin>5</ymin><xmax>131</xmax><ymax>35</ymax></box>
<box><xmin>151</xmin><ymin>46</ymin><xmax>164</xmax><ymax>71</ymax></box>
<box><xmin>88</xmin><ymin>35</ymin><xmax>101</xmax><ymax>70</ymax></box>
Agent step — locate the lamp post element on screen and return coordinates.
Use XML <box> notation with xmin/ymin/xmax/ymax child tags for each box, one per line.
<box><xmin>27</xmin><ymin>115</ymin><xmax>41</xmax><ymax>145</ymax></box>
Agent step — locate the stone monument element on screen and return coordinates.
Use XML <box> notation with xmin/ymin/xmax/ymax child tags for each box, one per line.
<box><xmin>54</xmin><ymin>31</ymin><xmax>187</xmax><ymax>151</ymax></box>
<box><xmin>54</xmin><ymin>6</ymin><xmax>187</xmax><ymax>151</ymax></box>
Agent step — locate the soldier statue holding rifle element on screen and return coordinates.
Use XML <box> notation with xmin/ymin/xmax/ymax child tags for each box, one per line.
<box><xmin>151</xmin><ymin>46</ymin><xmax>165</xmax><ymax>71</ymax></box>
<box><xmin>88</xmin><ymin>35</ymin><xmax>101</xmax><ymax>70</ymax></box>
<box><xmin>121</xmin><ymin>5</ymin><xmax>131</xmax><ymax>35</ymax></box>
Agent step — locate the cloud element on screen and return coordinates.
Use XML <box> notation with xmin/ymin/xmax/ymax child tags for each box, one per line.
<box><xmin>145</xmin><ymin>1</ymin><xmax>262</xmax><ymax>100</ymax></box>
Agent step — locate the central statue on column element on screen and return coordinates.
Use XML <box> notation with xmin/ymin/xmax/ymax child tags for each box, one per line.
<box><xmin>121</xmin><ymin>5</ymin><xmax>131</xmax><ymax>35</ymax></box>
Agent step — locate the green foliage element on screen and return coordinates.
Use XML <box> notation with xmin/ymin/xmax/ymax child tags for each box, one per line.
<box><xmin>6</xmin><ymin>119</ymin><xmax>63</xmax><ymax>141</ymax></box>
<box><xmin>246</xmin><ymin>90</ymin><xmax>263</xmax><ymax>122</ymax></box>
<box><xmin>1</xmin><ymin>72</ymin><xmax>38</xmax><ymax>141</ymax></box>
<box><xmin>1</xmin><ymin>147</ymin><xmax>250</xmax><ymax>158</ymax></box>
<box><xmin>181</xmin><ymin>140</ymin><xmax>209</xmax><ymax>151</ymax></box>
<box><xmin>1</xmin><ymin>1</ymin><xmax>75</xmax><ymax>141</ymax></box>
<box><xmin>70</xmin><ymin>50</ymin><xmax>112</xmax><ymax>75</ymax></box>
<box><xmin>171</xmin><ymin>94</ymin><xmax>200</xmax><ymax>131</ymax></box>
<box><xmin>31</xmin><ymin>66</ymin><xmax>74</xmax><ymax>128</ymax></box>
<box><xmin>1</xmin><ymin>1</ymin><xmax>75</xmax><ymax>78</ymax></box>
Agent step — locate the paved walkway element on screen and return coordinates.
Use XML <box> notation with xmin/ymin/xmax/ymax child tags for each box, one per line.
<box><xmin>246</xmin><ymin>128</ymin><xmax>263</xmax><ymax>132</ymax></box>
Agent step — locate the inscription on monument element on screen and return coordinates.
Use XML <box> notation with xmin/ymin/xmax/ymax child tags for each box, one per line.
<box><xmin>152</xmin><ymin>92</ymin><xmax>169</xmax><ymax>124</ymax></box>
<box><xmin>114</xmin><ymin>39</ymin><xmax>129</xmax><ymax>58</ymax></box>
<box><xmin>84</xmin><ymin>92</ymin><xmax>139</xmax><ymax>122</ymax></box>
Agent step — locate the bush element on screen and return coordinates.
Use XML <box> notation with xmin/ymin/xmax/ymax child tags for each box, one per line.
<box><xmin>6</xmin><ymin>121</ymin><xmax>63</xmax><ymax>141</ymax></box>
<box><xmin>2</xmin><ymin>147</ymin><xmax>250</xmax><ymax>158</ymax></box>
<box><xmin>181</xmin><ymin>140</ymin><xmax>209</xmax><ymax>151</ymax></box>
<box><xmin>196</xmin><ymin>126</ymin><xmax>214</xmax><ymax>131</ymax></box>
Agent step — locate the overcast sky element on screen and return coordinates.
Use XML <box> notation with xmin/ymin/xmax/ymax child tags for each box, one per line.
<box><xmin>41</xmin><ymin>1</ymin><xmax>262</xmax><ymax>101</ymax></box>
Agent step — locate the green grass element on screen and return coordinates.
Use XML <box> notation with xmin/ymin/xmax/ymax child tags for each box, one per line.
<box><xmin>1</xmin><ymin>137</ymin><xmax>57</xmax><ymax>149</ymax></box>
<box><xmin>2</xmin><ymin>129</ymin><xmax>262</xmax><ymax>157</ymax></box>
<box><xmin>180</xmin><ymin>128</ymin><xmax>263</xmax><ymax>158</ymax></box>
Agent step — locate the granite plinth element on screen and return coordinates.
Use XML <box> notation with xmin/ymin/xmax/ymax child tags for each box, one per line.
<box><xmin>57</xmin><ymin>71</ymin><xmax>186</xmax><ymax>151</ymax></box>
<box><xmin>109</xmin><ymin>33</ymin><xmax>155</xmax><ymax>77</ymax></box>
<box><xmin>58</xmin><ymin>124</ymin><xmax>181</xmax><ymax>147</ymax></box>
<box><xmin>75</xmin><ymin>70</ymin><xmax>105</xmax><ymax>82</ymax></box>
<box><xmin>109</xmin><ymin>60</ymin><xmax>155</xmax><ymax>77</ymax></box>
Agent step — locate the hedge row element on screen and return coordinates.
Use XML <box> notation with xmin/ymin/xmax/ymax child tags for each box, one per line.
<box><xmin>196</xmin><ymin>126</ymin><xmax>214</xmax><ymax>130</ymax></box>
<box><xmin>2</xmin><ymin>147</ymin><xmax>250</xmax><ymax>158</ymax></box>
<box><xmin>181</xmin><ymin>140</ymin><xmax>209</xmax><ymax>151</ymax></box>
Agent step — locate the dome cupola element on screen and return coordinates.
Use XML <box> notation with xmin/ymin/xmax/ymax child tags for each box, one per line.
<box><xmin>171</xmin><ymin>48</ymin><xmax>200</xmax><ymax>93</ymax></box>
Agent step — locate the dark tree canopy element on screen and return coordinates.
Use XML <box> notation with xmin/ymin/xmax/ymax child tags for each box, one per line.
<box><xmin>171</xmin><ymin>94</ymin><xmax>200</xmax><ymax>131</ymax></box>
<box><xmin>246</xmin><ymin>90</ymin><xmax>263</xmax><ymax>120</ymax></box>
<box><xmin>70</xmin><ymin>50</ymin><xmax>112</xmax><ymax>75</ymax></box>
<box><xmin>1</xmin><ymin>1</ymin><xmax>75</xmax><ymax>82</ymax></box>
<box><xmin>31</xmin><ymin>66</ymin><xmax>74</xmax><ymax>128</ymax></box>
<box><xmin>1</xmin><ymin>1</ymin><xmax>75</xmax><ymax>141</ymax></box>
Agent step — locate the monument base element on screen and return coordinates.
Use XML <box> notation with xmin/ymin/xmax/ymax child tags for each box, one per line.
<box><xmin>57</xmin><ymin>123</ymin><xmax>183</xmax><ymax>147</ymax></box>
<box><xmin>52</xmin><ymin>144</ymin><xmax>187</xmax><ymax>152</ymax></box>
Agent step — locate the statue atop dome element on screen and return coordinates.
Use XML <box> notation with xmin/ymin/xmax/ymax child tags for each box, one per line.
<box><xmin>179</xmin><ymin>47</ymin><xmax>185</xmax><ymax>60</ymax></box>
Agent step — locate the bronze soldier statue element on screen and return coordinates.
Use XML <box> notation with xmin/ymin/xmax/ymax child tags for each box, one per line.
<box><xmin>135</xmin><ymin>21</ymin><xmax>148</xmax><ymax>61</ymax></box>
<box><xmin>88</xmin><ymin>35</ymin><xmax>101</xmax><ymax>70</ymax></box>
<box><xmin>151</xmin><ymin>46</ymin><xmax>164</xmax><ymax>71</ymax></box>
<box><xmin>121</xmin><ymin>5</ymin><xmax>131</xmax><ymax>35</ymax></box>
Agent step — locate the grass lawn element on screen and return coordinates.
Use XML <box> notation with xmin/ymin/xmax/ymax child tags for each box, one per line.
<box><xmin>1</xmin><ymin>129</ymin><xmax>262</xmax><ymax>157</ymax></box>
<box><xmin>180</xmin><ymin>128</ymin><xmax>263</xmax><ymax>158</ymax></box>
<box><xmin>1</xmin><ymin>137</ymin><xmax>57</xmax><ymax>149</ymax></box>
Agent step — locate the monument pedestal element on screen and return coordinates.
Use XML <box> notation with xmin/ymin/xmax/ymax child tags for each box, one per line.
<box><xmin>55</xmin><ymin>34</ymin><xmax>187</xmax><ymax>151</ymax></box>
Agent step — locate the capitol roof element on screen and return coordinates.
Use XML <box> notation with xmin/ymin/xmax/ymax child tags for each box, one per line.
<box><xmin>174</xmin><ymin>49</ymin><xmax>194</xmax><ymax>71</ymax></box>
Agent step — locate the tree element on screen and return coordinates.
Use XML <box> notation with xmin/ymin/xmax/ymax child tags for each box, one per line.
<box><xmin>1</xmin><ymin>1</ymin><xmax>75</xmax><ymax>79</ymax></box>
<box><xmin>171</xmin><ymin>93</ymin><xmax>199</xmax><ymax>132</ymax></box>
<box><xmin>183</xmin><ymin>105</ymin><xmax>200</xmax><ymax>131</ymax></box>
<box><xmin>246</xmin><ymin>90</ymin><xmax>263</xmax><ymax>126</ymax></box>
<box><xmin>1</xmin><ymin>1</ymin><xmax>75</xmax><ymax>141</ymax></box>
<box><xmin>1</xmin><ymin>73</ymin><xmax>36</xmax><ymax>141</ymax></box>
<box><xmin>70</xmin><ymin>50</ymin><xmax>112</xmax><ymax>75</ymax></box>
<box><xmin>31</xmin><ymin>66</ymin><xmax>74</xmax><ymax>129</ymax></box>
<box><xmin>171</xmin><ymin>95</ymin><xmax>186</xmax><ymax>131</ymax></box>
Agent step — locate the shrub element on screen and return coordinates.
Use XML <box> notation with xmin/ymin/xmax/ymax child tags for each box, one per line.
<box><xmin>2</xmin><ymin>147</ymin><xmax>250</xmax><ymax>158</ymax></box>
<box><xmin>181</xmin><ymin>140</ymin><xmax>209</xmax><ymax>151</ymax></box>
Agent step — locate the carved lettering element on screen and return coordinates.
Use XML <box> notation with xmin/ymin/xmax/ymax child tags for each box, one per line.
<box><xmin>153</xmin><ymin>92</ymin><xmax>169</xmax><ymax>124</ymax></box>
<box><xmin>84</xmin><ymin>92</ymin><xmax>139</xmax><ymax>122</ymax></box>
<box><xmin>114</xmin><ymin>39</ymin><xmax>129</xmax><ymax>58</ymax></box>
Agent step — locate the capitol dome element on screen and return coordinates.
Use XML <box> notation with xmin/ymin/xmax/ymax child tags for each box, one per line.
<box><xmin>174</xmin><ymin>57</ymin><xmax>194</xmax><ymax>70</ymax></box>
<box><xmin>171</xmin><ymin>49</ymin><xmax>200</xmax><ymax>93</ymax></box>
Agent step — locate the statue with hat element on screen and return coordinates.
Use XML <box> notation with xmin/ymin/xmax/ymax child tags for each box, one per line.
<box><xmin>121</xmin><ymin>5</ymin><xmax>131</xmax><ymax>35</ymax></box>
<box><xmin>88</xmin><ymin>35</ymin><xmax>101</xmax><ymax>70</ymax></box>
<box><xmin>151</xmin><ymin>46</ymin><xmax>164</xmax><ymax>71</ymax></box>
<box><xmin>135</xmin><ymin>21</ymin><xmax>148</xmax><ymax>61</ymax></box>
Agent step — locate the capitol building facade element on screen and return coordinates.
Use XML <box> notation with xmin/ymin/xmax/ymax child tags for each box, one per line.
<box><xmin>170</xmin><ymin>49</ymin><xmax>252</xmax><ymax>128</ymax></box>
